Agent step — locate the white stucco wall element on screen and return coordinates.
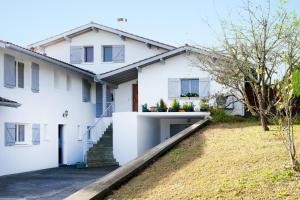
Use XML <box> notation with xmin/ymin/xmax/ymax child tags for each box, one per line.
<box><xmin>113</xmin><ymin>112</ymin><xmax>207</xmax><ymax>165</ymax></box>
<box><xmin>138</xmin><ymin>53</ymin><xmax>244</xmax><ymax>116</ymax></box>
<box><xmin>113</xmin><ymin>112</ymin><xmax>138</xmax><ymax>165</ymax></box>
<box><xmin>0</xmin><ymin>48</ymin><xmax>96</xmax><ymax>176</ymax></box>
<box><xmin>114</xmin><ymin>79</ymin><xmax>137</xmax><ymax>112</ymax></box>
<box><xmin>113</xmin><ymin>112</ymin><xmax>162</xmax><ymax>165</ymax></box>
<box><xmin>43</xmin><ymin>30</ymin><xmax>166</xmax><ymax>74</ymax></box>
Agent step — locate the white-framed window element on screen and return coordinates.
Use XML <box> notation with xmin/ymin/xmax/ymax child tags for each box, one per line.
<box><xmin>103</xmin><ymin>46</ymin><xmax>113</xmax><ymax>62</ymax></box>
<box><xmin>102</xmin><ymin>45</ymin><xmax>125</xmax><ymax>63</ymax></box>
<box><xmin>15</xmin><ymin>61</ymin><xmax>25</xmax><ymax>88</ymax></box>
<box><xmin>84</xmin><ymin>46</ymin><xmax>94</xmax><ymax>63</ymax></box>
<box><xmin>180</xmin><ymin>79</ymin><xmax>199</xmax><ymax>97</ymax></box>
<box><xmin>87</xmin><ymin>126</ymin><xmax>92</xmax><ymax>140</ymax></box>
<box><xmin>15</xmin><ymin>124</ymin><xmax>25</xmax><ymax>143</ymax></box>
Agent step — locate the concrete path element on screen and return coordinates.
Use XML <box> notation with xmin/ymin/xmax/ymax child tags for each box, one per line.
<box><xmin>0</xmin><ymin>166</ymin><xmax>118</xmax><ymax>200</ymax></box>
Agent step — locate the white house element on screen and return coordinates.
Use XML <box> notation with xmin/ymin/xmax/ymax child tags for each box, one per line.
<box><xmin>0</xmin><ymin>22</ymin><xmax>244</xmax><ymax>176</ymax></box>
<box><xmin>0</xmin><ymin>41</ymin><xmax>99</xmax><ymax>176</ymax></box>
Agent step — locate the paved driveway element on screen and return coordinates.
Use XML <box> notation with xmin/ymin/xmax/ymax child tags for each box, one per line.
<box><xmin>0</xmin><ymin>166</ymin><xmax>118</xmax><ymax>200</ymax></box>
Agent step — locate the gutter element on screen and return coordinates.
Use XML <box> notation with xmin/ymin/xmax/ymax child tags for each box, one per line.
<box><xmin>0</xmin><ymin>102</ymin><xmax>21</xmax><ymax>108</ymax></box>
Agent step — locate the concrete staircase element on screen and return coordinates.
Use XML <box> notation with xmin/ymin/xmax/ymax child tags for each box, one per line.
<box><xmin>87</xmin><ymin>124</ymin><xmax>119</xmax><ymax>167</ymax></box>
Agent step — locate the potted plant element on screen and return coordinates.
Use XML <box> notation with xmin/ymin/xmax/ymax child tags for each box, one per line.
<box><xmin>157</xmin><ymin>99</ymin><xmax>167</xmax><ymax>112</ymax></box>
<box><xmin>170</xmin><ymin>98</ymin><xmax>180</xmax><ymax>112</ymax></box>
<box><xmin>142</xmin><ymin>104</ymin><xmax>149</xmax><ymax>112</ymax></box>
<box><xmin>199</xmin><ymin>99</ymin><xmax>210</xmax><ymax>112</ymax></box>
<box><xmin>149</xmin><ymin>105</ymin><xmax>157</xmax><ymax>112</ymax></box>
<box><xmin>183</xmin><ymin>102</ymin><xmax>190</xmax><ymax>112</ymax></box>
<box><xmin>180</xmin><ymin>92</ymin><xmax>199</xmax><ymax>98</ymax></box>
<box><xmin>187</xmin><ymin>102</ymin><xmax>194</xmax><ymax>112</ymax></box>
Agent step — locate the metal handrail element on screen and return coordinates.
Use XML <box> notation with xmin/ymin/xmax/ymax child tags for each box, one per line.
<box><xmin>82</xmin><ymin>102</ymin><xmax>114</xmax><ymax>164</ymax></box>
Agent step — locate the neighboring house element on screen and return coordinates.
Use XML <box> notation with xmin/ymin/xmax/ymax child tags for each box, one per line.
<box><xmin>0</xmin><ymin>22</ymin><xmax>244</xmax><ymax>176</ymax></box>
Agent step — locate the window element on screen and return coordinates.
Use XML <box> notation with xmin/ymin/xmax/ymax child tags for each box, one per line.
<box><xmin>87</xmin><ymin>126</ymin><xmax>92</xmax><ymax>140</ymax></box>
<box><xmin>180</xmin><ymin>79</ymin><xmax>199</xmax><ymax>97</ymax></box>
<box><xmin>103</xmin><ymin>46</ymin><xmax>113</xmax><ymax>62</ymax></box>
<box><xmin>82</xmin><ymin>79</ymin><xmax>91</xmax><ymax>102</ymax></box>
<box><xmin>16</xmin><ymin>124</ymin><xmax>25</xmax><ymax>143</ymax></box>
<box><xmin>102</xmin><ymin>45</ymin><xmax>125</xmax><ymax>63</ymax></box>
<box><xmin>17</xmin><ymin>62</ymin><xmax>24</xmax><ymax>88</ymax></box>
<box><xmin>84</xmin><ymin>46</ymin><xmax>94</xmax><ymax>63</ymax></box>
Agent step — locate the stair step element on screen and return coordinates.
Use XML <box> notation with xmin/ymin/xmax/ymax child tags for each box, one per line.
<box><xmin>87</xmin><ymin>122</ymin><xmax>118</xmax><ymax>168</ymax></box>
<box><xmin>88</xmin><ymin>163</ymin><xmax>119</xmax><ymax>167</ymax></box>
<box><xmin>90</xmin><ymin>147</ymin><xmax>113</xmax><ymax>151</ymax></box>
<box><xmin>88</xmin><ymin>154</ymin><xmax>113</xmax><ymax>158</ymax></box>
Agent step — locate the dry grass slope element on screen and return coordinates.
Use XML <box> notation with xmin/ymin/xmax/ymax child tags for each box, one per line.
<box><xmin>106</xmin><ymin>122</ymin><xmax>300</xmax><ymax>199</ymax></box>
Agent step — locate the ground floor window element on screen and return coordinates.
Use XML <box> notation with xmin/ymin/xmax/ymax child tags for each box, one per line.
<box><xmin>5</xmin><ymin>122</ymin><xmax>40</xmax><ymax>146</ymax></box>
<box><xmin>16</xmin><ymin>124</ymin><xmax>25</xmax><ymax>143</ymax></box>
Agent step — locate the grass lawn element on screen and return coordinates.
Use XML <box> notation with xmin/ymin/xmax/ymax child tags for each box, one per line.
<box><xmin>106</xmin><ymin>121</ymin><xmax>300</xmax><ymax>199</ymax></box>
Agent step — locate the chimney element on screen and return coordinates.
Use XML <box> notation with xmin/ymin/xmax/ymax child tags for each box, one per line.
<box><xmin>117</xmin><ymin>18</ymin><xmax>127</xmax><ymax>31</ymax></box>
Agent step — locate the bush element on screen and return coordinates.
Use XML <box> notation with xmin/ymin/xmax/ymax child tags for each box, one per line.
<box><xmin>199</xmin><ymin>99</ymin><xmax>209</xmax><ymax>111</ymax></box>
<box><xmin>211</xmin><ymin>109</ymin><xmax>247</xmax><ymax>123</ymax></box>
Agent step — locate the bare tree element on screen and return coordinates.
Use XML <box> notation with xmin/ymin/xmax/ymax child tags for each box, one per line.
<box><xmin>196</xmin><ymin>0</ymin><xmax>289</xmax><ymax>131</ymax></box>
<box><xmin>274</xmin><ymin>12</ymin><xmax>300</xmax><ymax>170</ymax></box>
<box><xmin>196</xmin><ymin>0</ymin><xmax>300</xmax><ymax>170</ymax></box>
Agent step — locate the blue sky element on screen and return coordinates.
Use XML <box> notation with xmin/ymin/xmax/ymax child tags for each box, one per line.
<box><xmin>1</xmin><ymin>0</ymin><xmax>299</xmax><ymax>47</ymax></box>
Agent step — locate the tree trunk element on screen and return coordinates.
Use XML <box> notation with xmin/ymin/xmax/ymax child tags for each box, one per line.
<box><xmin>259</xmin><ymin>111</ymin><xmax>269</xmax><ymax>131</ymax></box>
<box><xmin>257</xmin><ymin>90</ymin><xmax>270</xmax><ymax>131</ymax></box>
<box><xmin>286</xmin><ymin>105</ymin><xmax>299</xmax><ymax>171</ymax></box>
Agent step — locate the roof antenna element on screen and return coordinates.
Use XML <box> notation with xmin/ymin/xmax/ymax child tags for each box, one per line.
<box><xmin>117</xmin><ymin>18</ymin><xmax>127</xmax><ymax>31</ymax></box>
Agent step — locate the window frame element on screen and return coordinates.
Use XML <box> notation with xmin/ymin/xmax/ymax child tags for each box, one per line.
<box><xmin>102</xmin><ymin>45</ymin><xmax>113</xmax><ymax>63</ymax></box>
<box><xmin>15</xmin><ymin>61</ymin><xmax>25</xmax><ymax>89</ymax></box>
<box><xmin>15</xmin><ymin>123</ymin><xmax>26</xmax><ymax>144</ymax></box>
<box><xmin>180</xmin><ymin>78</ymin><xmax>199</xmax><ymax>97</ymax></box>
<box><xmin>83</xmin><ymin>46</ymin><xmax>94</xmax><ymax>63</ymax></box>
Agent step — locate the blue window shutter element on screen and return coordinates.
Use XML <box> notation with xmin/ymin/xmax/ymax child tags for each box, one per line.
<box><xmin>96</xmin><ymin>83</ymin><xmax>103</xmax><ymax>117</ymax></box>
<box><xmin>112</xmin><ymin>45</ymin><xmax>125</xmax><ymax>63</ymax></box>
<box><xmin>32</xmin><ymin>124</ymin><xmax>40</xmax><ymax>145</ymax></box>
<box><xmin>31</xmin><ymin>63</ymin><xmax>39</xmax><ymax>93</ymax></box>
<box><xmin>4</xmin><ymin>54</ymin><xmax>16</xmax><ymax>88</ymax></box>
<box><xmin>5</xmin><ymin>123</ymin><xmax>16</xmax><ymax>146</ymax></box>
<box><xmin>168</xmin><ymin>78</ymin><xmax>180</xmax><ymax>99</ymax></box>
<box><xmin>199</xmin><ymin>77</ymin><xmax>210</xmax><ymax>98</ymax></box>
<box><xmin>70</xmin><ymin>46</ymin><xmax>83</xmax><ymax>64</ymax></box>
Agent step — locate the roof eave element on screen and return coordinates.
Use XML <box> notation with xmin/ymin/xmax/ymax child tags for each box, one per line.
<box><xmin>28</xmin><ymin>23</ymin><xmax>175</xmax><ymax>50</ymax></box>
<box><xmin>5</xmin><ymin>43</ymin><xmax>94</xmax><ymax>77</ymax></box>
